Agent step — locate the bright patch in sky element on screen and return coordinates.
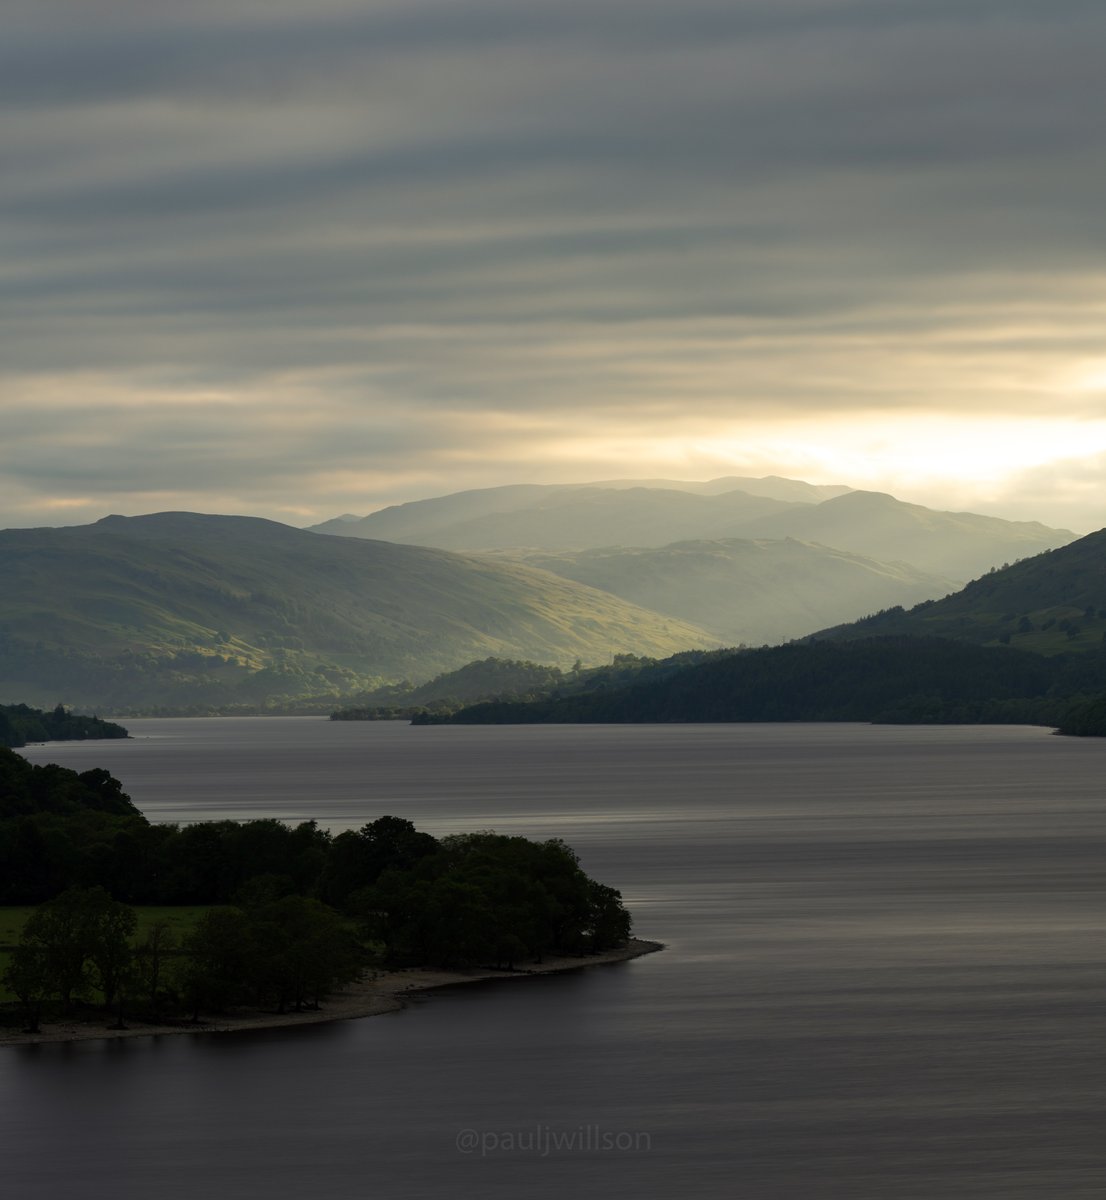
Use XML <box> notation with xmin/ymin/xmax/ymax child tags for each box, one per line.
<box><xmin>1066</xmin><ymin>362</ymin><xmax>1106</xmax><ymax>394</ymax></box>
<box><xmin>699</xmin><ymin>419</ymin><xmax>1106</xmax><ymax>491</ymax></box>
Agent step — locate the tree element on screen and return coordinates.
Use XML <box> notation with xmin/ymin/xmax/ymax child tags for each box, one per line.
<box><xmin>365</xmin><ymin>830</ymin><xmax>631</xmax><ymax>967</ymax></box>
<box><xmin>1057</xmin><ymin>693</ymin><xmax>1106</xmax><ymax>737</ymax></box>
<box><xmin>133</xmin><ymin>920</ymin><xmax>176</xmax><ymax>1020</ymax></box>
<box><xmin>10</xmin><ymin>886</ymin><xmax>140</xmax><ymax>1021</ymax></box>
<box><xmin>176</xmin><ymin>907</ymin><xmax>252</xmax><ymax>1020</ymax></box>
<box><xmin>248</xmin><ymin>896</ymin><xmax>362</xmax><ymax>1012</ymax></box>
<box><xmin>322</xmin><ymin>816</ymin><xmax>436</xmax><ymax>907</ymax></box>
<box><xmin>19</xmin><ymin>888</ymin><xmax>98</xmax><ymax>1010</ymax></box>
<box><xmin>2</xmin><ymin>943</ymin><xmax>52</xmax><ymax>1033</ymax></box>
<box><xmin>85</xmin><ymin>892</ymin><xmax>138</xmax><ymax>1014</ymax></box>
<box><xmin>74</xmin><ymin>768</ymin><xmax>139</xmax><ymax>817</ymax></box>
<box><xmin>584</xmin><ymin>881</ymin><xmax>632</xmax><ymax>950</ymax></box>
<box><xmin>412</xmin><ymin>877</ymin><xmax>497</xmax><ymax>968</ymax></box>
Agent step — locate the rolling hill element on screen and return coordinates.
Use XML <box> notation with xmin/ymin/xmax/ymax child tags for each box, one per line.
<box><xmin>504</xmin><ymin>538</ymin><xmax>957</xmax><ymax>645</ymax></box>
<box><xmin>810</xmin><ymin>525</ymin><xmax>1106</xmax><ymax>654</ymax></box>
<box><xmin>0</xmin><ymin>512</ymin><xmax>714</xmax><ymax>711</ymax></box>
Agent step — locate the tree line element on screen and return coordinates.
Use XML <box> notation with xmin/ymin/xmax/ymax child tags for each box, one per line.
<box><xmin>333</xmin><ymin>652</ymin><xmax>729</xmax><ymax>722</ymax></box>
<box><xmin>0</xmin><ymin>703</ymin><xmax>128</xmax><ymax>749</ymax></box>
<box><xmin>425</xmin><ymin>638</ymin><xmax>1106</xmax><ymax>728</ymax></box>
<box><xmin>3</xmin><ymin>885</ymin><xmax>363</xmax><ymax>1033</ymax></box>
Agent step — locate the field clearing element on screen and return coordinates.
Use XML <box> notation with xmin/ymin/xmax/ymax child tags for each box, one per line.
<box><xmin>0</xmin><ymin>906</ymin><xmax>214</xmax><ymax>1004</ymax></box>
<box><xmin>0</xmin><ymin>905</ymin><xmax>214</xmax><ymax>949</ymax></box>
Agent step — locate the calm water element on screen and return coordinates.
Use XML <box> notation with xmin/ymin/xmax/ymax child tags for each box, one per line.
<box><xmin>6</xmin><ymin>719</ymin><xmax>1106</xmax><ymax>1199</ymax></box>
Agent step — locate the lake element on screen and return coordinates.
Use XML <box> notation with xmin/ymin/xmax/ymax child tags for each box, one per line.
<box><xmin>5</xmin><ymin>719</ymin><xmax>1106</xmax><ymax>1198</ymax></box>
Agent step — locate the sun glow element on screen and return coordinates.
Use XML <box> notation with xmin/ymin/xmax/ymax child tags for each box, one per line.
<box><xmin>1066</xmin><ymin>361</ymin><xmax>1106</xmax><ymax>394</ymax></box>
<box><xmin>684</xmin><ymin>416</ymin><xmax>1106</xmax><ymax>494</ymax></box>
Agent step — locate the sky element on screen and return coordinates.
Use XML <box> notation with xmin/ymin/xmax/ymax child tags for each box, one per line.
<box><xmin>3</xmin><ymin>0</ymin><xmax>1106</xmax><ymax>533</ymax></box>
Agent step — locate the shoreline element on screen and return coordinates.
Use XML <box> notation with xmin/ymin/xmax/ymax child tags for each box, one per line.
<box><xmin>0</xmin><ymin>938</ymin><xmax>663</xmax><ymax>1049</ymax></box>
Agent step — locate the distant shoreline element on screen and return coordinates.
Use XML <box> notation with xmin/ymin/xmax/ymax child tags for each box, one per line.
<box><xmin>1</xmin><ymin>938</ymin><xmax>663</xmax><ymax>1049</ymax></box>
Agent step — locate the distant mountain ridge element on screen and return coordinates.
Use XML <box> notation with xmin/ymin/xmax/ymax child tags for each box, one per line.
<box><xmin>312</xmin><ymin>482</ymin><xmax>800</xmax><ymax>550</ymax></box>
<box><xmin>308</xmin><ymin>475</ymin><xmax>852</xmax><ymax>541</ymax></box>
<box><xmin>1</xmin><ymin>486</ymin><xmax>1086</xmax><ymax>716</ymax></box>
<box><xmin>0</xmin><ymin>512</ymin><xmax>713</xmax><ymax>710</ymax></box>
<box><xmin>311</xmin><ymin>477</ymin><xmax>1074</xmax><ymax>580</ymax></box>
<box><xmin>563</xmin><ymin>475</ymin><xmax>853</xmax><ymax>503</ymax></box>
<box><xmin>732</xmin><ymin>490</ymin><xmax>1071</xmax><ymax>579</ymax></box>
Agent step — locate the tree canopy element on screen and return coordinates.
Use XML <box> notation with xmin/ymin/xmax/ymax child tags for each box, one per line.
<box><xmin>0</xmin><ymin>703</ymin><xmax>127</xmax><ymax>750</ymax></box>
<box><xmin>1056</xmin><ymin>693</ymin><xmax>1106</xmax><ymax>737</ymax></box>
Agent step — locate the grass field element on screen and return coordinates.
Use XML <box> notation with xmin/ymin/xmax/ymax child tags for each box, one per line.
<box><xmin>0</xmin><ymin>905</ymin><xmax>214</xmax><ymax>949</ymax></box>
<box><xmin>0</xmin><ymin>906</ymin><xmax>214</xmax><ymax>1004</ymax></box>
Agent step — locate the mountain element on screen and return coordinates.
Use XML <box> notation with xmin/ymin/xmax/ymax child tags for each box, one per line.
<box><xmin>810</xmin><ymin>525</ymin><xmax>1106</xmax><ymax>654</ymax></box>
<box><xmin>732</xmin><ymin>490</ymin><xmax>1073</xmax><ymax>579</ymax></box>
<box><xmin>307</xmin><ymin>476</ymin><xmax>841</xmax><ymax>544</ymax></box>
<box><xmin>420</xmin><ymin>531</ymin><xmax>1106</xmax><ymax>728</ymax></box>
<box><xmin>313</xmin><ymin>484</ymin><xmax>799</xmax><ymax>551</ymax></box>
<box><xmin>0</xmin><ymin>512</ymin><xmax>714</xmax><ymax>711</ymax></box>
<box><xmin>567</xmin><ymin>475</ymin><xmax>853</xmax><ymax>503</ymax></box>
<box><xmin>503</xmin><ymin>538</ymin><xmax>957</xmax><ymax>645</ymax></box>
<box><xmin>310</xmin><ymin>478</ymin><xmax>1074</xmax><ymax>578</ymax></box>
<box><xmin>308</xmin><ymin>484</ymin><xmax>566</xmax><ymax>541</ymax></box>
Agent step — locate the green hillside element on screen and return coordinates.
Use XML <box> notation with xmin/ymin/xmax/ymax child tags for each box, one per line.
<box><xmin>505</xmin><ymin>538</ymin><xmax>957</xmax><ymax>645</ymax></box>
<box><xmin>424</xmin><ymin>531</ymin><xmax>1106</xmax><ymax>729</ymax></box>
<box><xmin>810</xmin><ymin>526</ymin><xmax>1106</xmax><ymax>654</ymax></box>
<box><xmin>0</xmin><ymin>513</ymin><xmax>714</xmax><ymax>711</ymax></box>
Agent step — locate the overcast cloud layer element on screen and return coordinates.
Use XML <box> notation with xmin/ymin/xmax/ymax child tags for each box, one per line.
<box><xmin>3</xmin><ymin>0</ymin><xmax>1106</xmax><ymax>531</ymax></box>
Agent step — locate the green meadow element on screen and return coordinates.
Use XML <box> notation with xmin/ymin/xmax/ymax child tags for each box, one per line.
<box><xmin>0</xmin><ymin>906</ymin><xmax>213</xmax><ymax>1004</ymax></box>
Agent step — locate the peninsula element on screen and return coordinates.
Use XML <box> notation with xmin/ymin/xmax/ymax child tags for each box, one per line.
<box><xmin>1</xmin><ymin>746</ymin><xmax>651</xmax><ymax>1044</ymax></box>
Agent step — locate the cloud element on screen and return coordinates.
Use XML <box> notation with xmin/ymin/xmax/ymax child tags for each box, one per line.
<box><xmin>2</xmin><ymin>1</ymin><xmax>1106</xmax><ymax>528</ymax></box>
<box><xmin>974</xmin><ymin>451</ymin><xmax>1106</xmax><ymax>533</ymax></box>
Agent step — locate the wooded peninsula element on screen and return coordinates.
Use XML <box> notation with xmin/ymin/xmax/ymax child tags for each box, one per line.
<box><xmin>0</xmin><ymin>742</ymin><xmax>642</xmax><ymax>1043</ymax></box>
